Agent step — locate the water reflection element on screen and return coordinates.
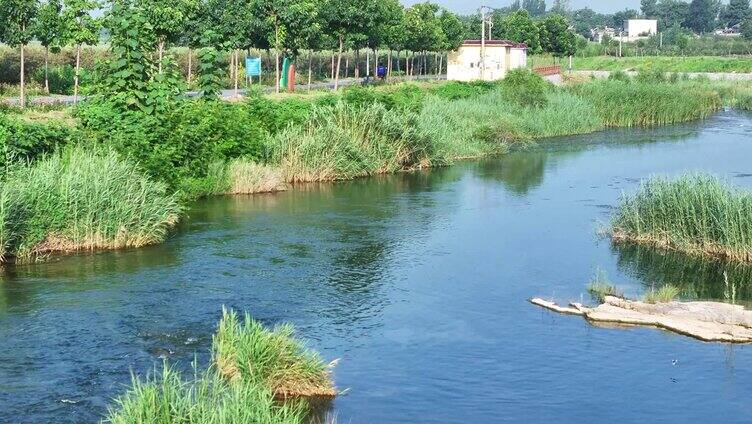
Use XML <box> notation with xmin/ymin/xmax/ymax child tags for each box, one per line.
<box><xmin>614</xmin><ymin>243</ymin><xmax>752</xmax><ymax>303</ymax></box>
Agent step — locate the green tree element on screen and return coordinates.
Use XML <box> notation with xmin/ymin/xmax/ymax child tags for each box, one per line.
<box><xmin>522</xmin><ymin>0</ymin><xmax>545</xmax><ymax>17</ymax></box>
<box><xmin>741</xmin><ymin>17</ymin><xmax>752</xmax><ymax>39</ymax></box>
<box><xmin>570</xmin><ymin>8</ymin><xmax>608</xmax><ymax>38</ymax></box>
<box><xmin>0</xmin><ymin>0</ymin><xmax>38</xmax><ymax>107</ymax></box>
<box><xmin>550</xmin><ymin>0</ymin><xmax>570</xmax><ymax>15</ymax></box>
<box><xmin>403</xmin><ymin>2</ymin><xmax>443</xmax><ymax>77</ymax></box>
<box><xmin>34</xmin><ymin>0</ymin><xmax>64</xmax><ymax>94</ymax></box>
<box><xmin>721</xmin><ymin>0</ymin><xmax>750</xmax><ymax>27</ymax></box>
<box><xmin>641</xmin><ymin>0</ymin><xmax>659</xmax><ymax>17</ymax></box>
<box><xmin>321</xmin><ymin>0</ymin><xmax>383</xmax><ymax>90</ymax></box>
<box><xmin>540</xmin><ymin>13</ymin><xmax>576</xmax><ymax>58</ymax></box>
<box><xmin>686</xmin><ymin>0</ymin><xmax>719</xmax><ymax>33</ymax></box>
<box><xmin>253</xmin><ymin>0</ymin><xmax>319</xmax><ymax>93</ymax></box>
<box><xmin>134</xmin><ymin>0</ymin><xmax>198</xmax><ymax>73</ymax></box>
<box><xmin>61</xmin><ymin>0</ymin><xmax>100</xmax><ymax>103</ymax></box>
<box><xmin>499</xmin><ymin>9</ymin><xmax>541</xmax><ymax>54</ymax></box>
<box><xmin>612</xmin><ymin>9</ymin><xmax>639</xmax><ymax>29</ymax></box>
<box><xmin>437</xmin><ymin>9</ymin><xmax>463</xmax><ymax>77</ymax></box>
<box><xmin>656</xmin><ymin>0</ymin><xmax>690</xmax><ymax>29</ymax></box>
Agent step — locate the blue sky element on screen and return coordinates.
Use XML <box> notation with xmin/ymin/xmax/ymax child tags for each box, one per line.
<box><xmin>401</xmin><ymin>0</ymin><xmax>643</xmax><ymax>14</ymax></box>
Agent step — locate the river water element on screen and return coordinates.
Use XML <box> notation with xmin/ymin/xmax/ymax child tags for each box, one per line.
<box><xmin>2</xmin><ymin>111</ymin><xmax>752</xmax><ymax>423</ymax></box>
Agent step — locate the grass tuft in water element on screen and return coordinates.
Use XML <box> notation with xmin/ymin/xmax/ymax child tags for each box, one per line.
<box><xmin>587</xmin><ymin>268</ymin><xmax>624</xmax><ymax>301</ymax></box>
<box><xmin>213</xmin><ymin>307</ymin><xmax>336</xmax><ymax>399</ymax></box>
<box><xmin>612</xmin><ymin>174</ymin><xmax>752</xmax><ymax>263</ymax></box>
<box><xmin>105</xmin><ymin>362</ymin><xmax>306</xmax><ymax>424</ymax></box>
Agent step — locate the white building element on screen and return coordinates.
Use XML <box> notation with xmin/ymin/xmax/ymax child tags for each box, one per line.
<box><xmin>447</xmin><ymin>40</ymin><xmax>528</xmax><ymax>82</ymax></box>
<box><xmin>624</xmin><ymin>19</ymin><xmax>658</xmax><ymax>39</ymax></box>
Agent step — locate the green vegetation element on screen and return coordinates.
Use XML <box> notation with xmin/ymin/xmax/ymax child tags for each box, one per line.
<box><xmin>644</xmin><ymin>285</ymin><xmax>682</xmax><ymax>304</ymax></box>
<box><xmin>587</xmin><ymin>268</ymin><xmax>624</xmax><ymax>301</ymax></box>
<box><xmin>571</xmin><ymin>79</ymin><xmax>721</xmax><ymax>127</ymax></box>
<box><xmin>612</xmin><ymin>174</ymin><xmax>752</xmax><ymax>263</ymax></box>
<box><xmin>0</xmin><ymin>147</ymin><xmax>181</xmax><ymax>262</ymax></box>
<box><xmin>214</xmin><ymin>308</ymin><xmax>335</xmax><ymax>398</ymax></box>
<box><xmin>106</xmin><ymin>308</ymin><xmax>334</xmax><ymax>423</ymax></box>
<box><xmin>572</xmin><ymin>56</ymin><xmax>752</xmax><ymax>74</ymax></box>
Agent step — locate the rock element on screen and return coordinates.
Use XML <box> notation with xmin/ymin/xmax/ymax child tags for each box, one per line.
<box><xmin>530</xmin><ymin>296</ymin><xmax>752</xmax><ymax>343</ymax></box>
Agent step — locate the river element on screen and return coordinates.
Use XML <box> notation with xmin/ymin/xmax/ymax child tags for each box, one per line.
<box><xmin>2</xmin><ymin>111</ymin><xmax>752</xmax><ymax>423</ymax></box>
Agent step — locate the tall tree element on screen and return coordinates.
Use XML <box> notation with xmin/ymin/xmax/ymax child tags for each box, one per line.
<box><xmin>321</xmin><ymin>0</ymin><xmax>381</xmax><ymax>90</ymax></box>
<box><xmin>539</xmin><ymin>13</ymin><xmax>576</xmax><ymax>58</ymax></box>
<box><xmin>437</xmin><ymin>8</ymin><xmax>463</xmax><ymax>77</ymax></box>
<box><xmin>499</xmin><ymin>9</ymin><xmax>541</xmax><ymax>53</ymax></box>
<box><xmin>403</xmin><ymin>2</ymin><xmax>443</xmax><ymax>76</ymax></box>
<box><xmin>550</xmin><ymin>0</ymin><xmax>570</xmax><ymax>15</ymax></box>
<box><xmin>61</xmin><ymin>0</ymin><xmax>100</xmax><ymax>103</ymax></box>
<box><xmin>721</xmin><ymin>0</ymin><xmax>750</xmax><ymax>27</ymax></box>
<box><xmin>135</xmin><ymin>0</ymin><xmax>198</xmax><ymax>73</ymax></box>
<box><xmin>0</xmin><ymin>0</ymin><xmax>38</xmax><ymax>107</ymax></box>
<box><xmin>522</xmin><ymin>0</ymin><xmax>545</xmax><ymax>17</ymax></box>
<box><xmin>641</xmin><ymin>0</ymin><xmax>659</xmax><ymax>17</ymax></box>
<box><xmin>656</xmin><ymin>0</ymin><xmax>691</xmax><ymax>29</ymax></box>
<box><xmin>34</xmin><ymin>0</ymin><xmax>64</xmax><ymax>94</ymax></box>
<box><xmin>686</xmin><ymin>0</ymin><xmax>719</xmax><ymax>33</ymax></box>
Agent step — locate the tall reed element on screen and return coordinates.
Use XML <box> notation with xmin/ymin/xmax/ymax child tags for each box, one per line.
<box><xmin>571</xmin><ymin>80</ymin><xmax>721</xmax><ymax>127</ymax></box>
<box><xmin>0</xmin><ymin>146</ymin><xmax>182</xmax><ymax>262</ymax></box>
<box><xmin>612</xmin><ymin>174</ymin><xmax>752</xmax><ymax>263</ymax></box>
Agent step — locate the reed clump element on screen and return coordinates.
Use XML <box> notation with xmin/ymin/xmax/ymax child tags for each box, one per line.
<box><xmin>213</xmin><ymin>308</ymin><xmax>336</xmax><ymax>399</ymax></box>
<box><xmin>106</xmin><ymin>308</ymin><xmax>335</xmax><ymax>423</ymax></box>
<box><xmin>106</xmin><ymin>363</ymin><xmax>306</xmax><ymax>424</ymax></box>
<box><xmin>571</xmin><ymin>80</ymin><xmax>721</xmax><ymax>127</ymax></box>
<box><xmin>612</xmin><ymin>174</ymin><xmax>752</xmax><ymax>263</ymax></box>
<box><xmin>0</xmin><ymin>146</ymin><xmax>182</xmax><ymax>262</ymax></box>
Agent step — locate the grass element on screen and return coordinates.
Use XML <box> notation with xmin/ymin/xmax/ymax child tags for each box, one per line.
<box><xmin>644</xmin><ymin>285</ymin><xmax>681</xmax><ymax>304</ymax></box>
<box><xmin>106</xmin><ymin>308</ymin><xmax>334</xmax><ymax>424</ymax></box>
<box><xmin>0</xmin><ymin>146</ymin><xmax>182</xmax><ymax>262</ymax></box>
<box><xmin>213</xmin><ymin>308</ymin><xmax>336</xmax><ymax>399</ymax></box>
<box><xmin>612</xmin><ymin>174</ymin><xmax>752</xmax><ymax>263</ymax></box>
<box><xmin>571</xmin><ymin>56</ymin><xmax>752</xmax><ymax>74</ymax></box>
<box><xmin>570</xmin><ymin>80</ymin><xmax>721</xmax><ymax>127</ymax></box>
<box><xmin>587</xmin><ymin>268</ymin><xmax>624</xmax><ymax>302</ymax></box>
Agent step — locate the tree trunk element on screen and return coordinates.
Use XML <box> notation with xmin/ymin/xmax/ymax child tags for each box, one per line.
<box><xmin>354</xmin><ymin>49</ymin><xmax>360</xmax><ymax>79</ymax></box>
<box><xmin>331</xmin><ymin>52</ymin><xmax>335</xmax><ymax>80</ymax></box>
<box><xmin>334</xmin><ymin>36</ymin><xmax>343</xmax><ymax>90</ymax></box>
<box><xmin>345</xmin><ymin>57</ymin><xmax>349</xmax><ymax>78</ymax></box>
<box><xmin>397</xmin><ymin>50</ymin><xmax>401</xmax><ymax>74</ymax></box>
<box><xmin>20</xmin><ymin>43</ymin><xmax>25</xmax><ymax>107</ymax></box>
<box><xmin>308</xmin><ymin>53</ymin><xmax>313</xmax><ymax>91</ymax></box>
<box><xmin>387</xmin><ymin>50</ymin><xmax>392</xmax><ymax>81</ymax></box>
<box><xmin>187</xmin><ymin>48</ymin><xmax>193</xmax><ymax>84</ymax></box>
<box><xmin>374</xmin><ymin>48</ymin><xmax>379</xmax><ymax>77</ymax></box>
<box><xmin>74</xmin><ymin>44</ymin><xmax>81</xmax><ymax>104</ymax></box>
<box><xmin>437</xmin><ymin>53</ymin><xmax>443</xmax><ymax>80</ymax></box>
<box><xmin>44</xmin><ymin>45</ymin><xmax>50</xmax><ymax>94</ymax></box>
<box><xmin>275</xmin><ymin>49</ymin><xmax>280</xmax><ymax>94</ymax></box>
<box><xmin>234</xmin><ymin>50</ymin><xmax>239</xmax><ymax>97</ymax></box>
<box><xmin>158</xmin><ymin>40</ymin><xmax>164</xmax><ymax>74</ymax></box>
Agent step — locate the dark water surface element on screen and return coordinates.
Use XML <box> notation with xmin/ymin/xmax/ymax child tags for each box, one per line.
<box><xmin>3</xmin><ymin>111</ymin><xmax>752</xmax><ymax>423</ymax></box>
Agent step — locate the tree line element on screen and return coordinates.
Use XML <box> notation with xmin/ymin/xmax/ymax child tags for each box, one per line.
<box><xmin>0</xmin><ymin>0</ymin><xmax>580</xmax><ymax>106</ymax></box>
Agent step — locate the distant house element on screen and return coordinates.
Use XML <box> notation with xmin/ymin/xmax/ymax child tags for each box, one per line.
<box><xmin>447</xmin><ymin>40</ymin><xmax>528</xmax><ymax>82</ymax></box>
<box><xmin>623</xmin><ymin>19</ymin><xmax>658</xmax><ymax>40</ymax></box>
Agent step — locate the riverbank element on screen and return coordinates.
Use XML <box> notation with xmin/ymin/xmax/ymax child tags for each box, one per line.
<box><xmin>0</xmin><ymin>72</ymin><xmax>746</xmax><ymax>261</ymax></box>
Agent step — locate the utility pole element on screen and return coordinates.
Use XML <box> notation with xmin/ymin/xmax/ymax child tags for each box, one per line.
<box><xmin>480</xmin><ymin>6</ymin><xmax>491</xmax><ymax>80</ymax></box>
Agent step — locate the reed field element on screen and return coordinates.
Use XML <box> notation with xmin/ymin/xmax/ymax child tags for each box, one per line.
<box><xmin>106</xmin><ymin>308</ymin><xmax>334</xmax><ymax>424</ymax></box>
<box><xmin>571</xmin><ymin>56</ymin><xmax>752</xmax><ymax>74</ymax></box>
<box><xmin>612</xmin><ymin>174</ymin><xmax>752</xmax><ymax>263</ymax></box>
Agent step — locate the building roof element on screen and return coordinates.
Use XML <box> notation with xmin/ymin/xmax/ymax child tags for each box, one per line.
<box><xmin>462</xmin><ymin>39</ymin><xmax>527</xmax><ymax>48</ymax></box>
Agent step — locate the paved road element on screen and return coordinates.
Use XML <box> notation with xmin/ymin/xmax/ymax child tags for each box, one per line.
<box><xmin>3</xmin><ymin>75</ymin><xmax>447</xmax><ymax>107</ymax></box>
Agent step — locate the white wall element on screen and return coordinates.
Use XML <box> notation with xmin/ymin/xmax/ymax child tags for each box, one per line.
<box><xmin>448</xmin><ymin>45</ymin><xmax>527</xmax><ymax>82</ymax></box>
<box><xmin>626</xmin><ymin>19</ymin><xmax>658</xmax><ymax>38</ymax></box>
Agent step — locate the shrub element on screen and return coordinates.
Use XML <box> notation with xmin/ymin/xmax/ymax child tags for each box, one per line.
<box><xmin>499</xmin><ymin>69</ymin><xmax>550</xmax><ymax>108</ymax></box>
<box><xmin>0</xmin><ymin>114</ymin><xmax>77</xmax><ymax>172</ymax></box>
<box><xmin>608</xmin><ymin>70</ymin><xmax>631</xmax><ymax>82</ymax></box>
<box><xmin>644</xmin><ymin>285</ymin><xmax>681</xmax><ymax>304</ymax></box>
<box><xmin>0</xmin><ymin>147</ymin><xmax>182</xmax><ymax>262</ymax></box>
<box><xmin>32</xmin><ymin>65</ymin><xmax>75</xmax><ymax>94</ymax></box>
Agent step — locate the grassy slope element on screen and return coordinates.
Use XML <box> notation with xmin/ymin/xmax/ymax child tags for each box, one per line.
<box><xmin>571</xmin><ymin>56</ymin><xmax>752</xmax><ymax>73</ymax></box>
